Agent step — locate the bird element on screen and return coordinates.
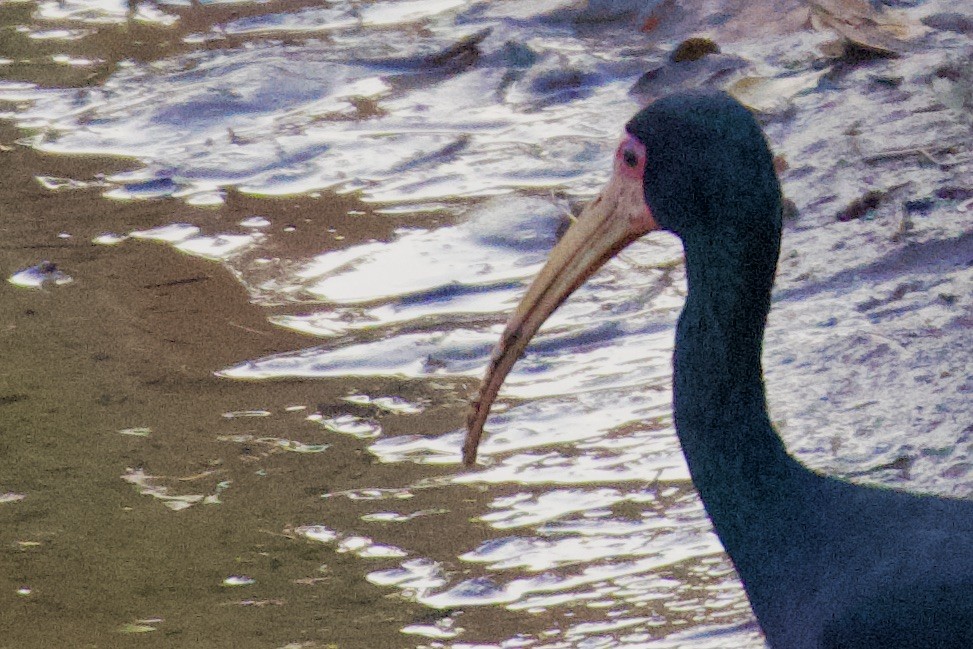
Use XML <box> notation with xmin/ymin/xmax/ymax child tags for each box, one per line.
<box><xmin>462</xmin><ymin>90</ymin><xmax>973</xmax><ymax>648</ymax></box>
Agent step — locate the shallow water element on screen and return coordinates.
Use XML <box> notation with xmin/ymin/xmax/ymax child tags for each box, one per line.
<box><xmin>1</xmin><ymin>0</ymin><xmax>972</xmax><ymax>647</ymax></box>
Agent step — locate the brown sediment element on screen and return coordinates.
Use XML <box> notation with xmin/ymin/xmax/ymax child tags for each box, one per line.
<box><xmin>0</xmin><ymin>123</ymin><xmax>444</xmax><ymax>647</ymax></box>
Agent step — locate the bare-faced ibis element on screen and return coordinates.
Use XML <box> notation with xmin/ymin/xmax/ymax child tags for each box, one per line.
<box><xmin>463</xmin><ymin>91</ymin><xmax>973</xmax><ymax>648</ymax></box>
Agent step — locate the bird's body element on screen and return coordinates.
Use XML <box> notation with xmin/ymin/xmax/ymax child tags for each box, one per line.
<box><xmin>463</xmin><ymin>91</ymin><xmax>973</xmax><ymax>647</ymax></box>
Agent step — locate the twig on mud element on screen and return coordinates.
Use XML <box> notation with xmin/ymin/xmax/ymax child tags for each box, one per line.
<box><xmin>228</xmin><ymin>321</ymin><xmax>270</xmax><ymax>336</ymax></box>
<box><xmin>862</xmin><ymin>145</ymin><xmax>967</xmax><ymax>169</ymax></box>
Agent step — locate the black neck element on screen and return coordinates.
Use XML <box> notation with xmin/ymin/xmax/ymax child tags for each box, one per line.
<box><xmin>672</xmin><ymin>228</ymin><xmax>808</xmax><ymax>575</ymax></box>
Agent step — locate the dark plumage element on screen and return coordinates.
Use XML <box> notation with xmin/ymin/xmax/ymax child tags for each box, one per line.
<box><xmin>464</xmin><ymin>91</ymin><xmax>973</xmax><ymax>648</ymax></box>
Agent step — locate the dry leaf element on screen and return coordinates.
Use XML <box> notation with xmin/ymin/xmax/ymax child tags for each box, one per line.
<box><xmin>808</xmin><ymin>0</ymin><xmax>927</xmax><ymax>56</ymax></box>
<box><xmin>726</xmin><ymin>71</ymin><xmax>826</xmax><ymax>113</ymax></box>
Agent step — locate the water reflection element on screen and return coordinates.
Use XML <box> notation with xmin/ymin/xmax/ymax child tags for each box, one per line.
<box><xmin>8</xmin><ymin>260</ymin><xmax>74</xmax><ymax>288</ymax></box>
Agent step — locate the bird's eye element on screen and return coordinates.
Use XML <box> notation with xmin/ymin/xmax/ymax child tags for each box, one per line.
<box><xmin>623</xmin><ymin>149</ymin><xmax>639</xmax><ymax>168</ymax></box>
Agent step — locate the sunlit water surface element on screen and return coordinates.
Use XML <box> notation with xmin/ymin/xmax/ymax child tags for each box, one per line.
<box><xmin>2</xmin><ymin>0</ymin><xmax>973</xmax><ymax>647</ymax></box>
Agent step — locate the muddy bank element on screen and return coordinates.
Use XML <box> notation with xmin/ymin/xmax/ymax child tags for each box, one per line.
<box><xmin>0</xmin><ymin>128</ymin><xmax>455</xmax><ymax>647</ymax></box>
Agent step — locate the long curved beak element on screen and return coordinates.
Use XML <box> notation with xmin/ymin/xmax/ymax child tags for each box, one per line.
<box><xmin>463</xmin><ymin>136</ymin><xmax>658</xmax><ymax>466</ymax></box>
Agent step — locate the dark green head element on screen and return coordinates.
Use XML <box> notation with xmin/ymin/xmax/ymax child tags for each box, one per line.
<box><xmin>626</xmin><ymin>91</ymin><xmax>782</xmax><ymax>248</ymax></box>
